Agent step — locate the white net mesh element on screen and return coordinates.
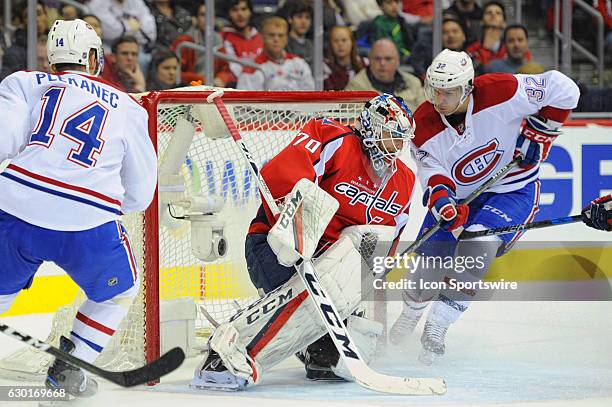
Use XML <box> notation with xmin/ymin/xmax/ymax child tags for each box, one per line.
<box><xmin>0</xmin><ymin>88</ymin><xmax>378</xmax><ymax>380</ymax></box>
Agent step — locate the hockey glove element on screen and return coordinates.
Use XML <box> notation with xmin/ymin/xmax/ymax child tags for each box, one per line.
<box><xmin>423</xmin><ymin>184</ymin><xmax>469</xmax><ymax>232</ymax></box>
<box><xmin>581</xmin><ymin>195</ymin><xmax>612</xmax><ymax>232</ymax></box>
<box><xmin>514</xmin><ymin>115</ymin><xmax>561</xmax><ymax>168</ymax></box>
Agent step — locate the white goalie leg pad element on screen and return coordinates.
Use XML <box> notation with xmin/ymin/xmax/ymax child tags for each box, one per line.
<box><xmin>203</xmin><ymin>234</ymin><xmax>365</xmax><ymax>386</ymax></box>
<box><xmin>331</xmin><ymin>314</ymin><xmax>383</xmax><ymax>381</ymax></box>
<box><xmin>267</xmin><ymin>178</ymin><xmax>339</xmax><ymax>266</ymax></box>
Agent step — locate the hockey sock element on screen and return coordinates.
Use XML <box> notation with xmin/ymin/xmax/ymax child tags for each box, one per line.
<box><xmin>69</xmin><ymin>283</ymin><xmax>139</xmax><ymax>363</ymax></box>
<box><xmin>427</xmin><ymin>225</ymin><xmax>501</xmax><ymax>328</ymax></box>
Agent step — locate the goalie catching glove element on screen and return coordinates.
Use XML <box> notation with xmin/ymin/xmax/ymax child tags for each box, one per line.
<box><xmin>267</xmin><ymin>178</ymin><xmax>339</xmax><ymax>266</ymax></box>
<box><xmin>514</xmin><ymin>115</ymin><xmax>562</xmax><ymax>168</ymax></box>
<box><xmin>582</xmin><ymin>195</ymin><xmax>612</xmax><ymax>232</ymax></box>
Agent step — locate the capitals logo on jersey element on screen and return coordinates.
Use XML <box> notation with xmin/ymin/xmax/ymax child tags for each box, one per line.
<box><xmin>452</xmin><ymin>139</ymin><xmax>504</xmax><ymax>185</ymax></box>
<box><xmin>334</xmin><ymin>181</ymin><xmax>403</xmax><ymax>224</ymax></box>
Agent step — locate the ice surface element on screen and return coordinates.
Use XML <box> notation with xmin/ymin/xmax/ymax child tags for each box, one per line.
<box><xmin>1</xmin><ymin>301</ymin><xmax>611</xmax><ymax>407</ymax></box>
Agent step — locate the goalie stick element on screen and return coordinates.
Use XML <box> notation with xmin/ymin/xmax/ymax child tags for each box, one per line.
<box><xmin>209</xmin><ymin>91</ymin><xmax>446</xmax><ymax>396</ymax></box>
<box><xmin>459</xmin><ymin>214</ymin><xmax>582</xmax><ymax>238</ymax></box>
<box><xmin>0</xmin><ymin>323</ymin><xmax>185</xmax><ymax>387</ymax></box>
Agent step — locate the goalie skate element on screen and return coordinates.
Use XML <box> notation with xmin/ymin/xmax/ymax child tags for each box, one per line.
<box><xmin>190</xmin><ymin>349</ymin><xmax>248</xmax><ymax>391</ymax></box>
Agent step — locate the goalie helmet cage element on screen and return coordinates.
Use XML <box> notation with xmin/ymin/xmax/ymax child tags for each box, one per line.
<box><xmin>0</xmin><ymin>87</ymin><xmax>390</xmax><ymax>382</ymax></box>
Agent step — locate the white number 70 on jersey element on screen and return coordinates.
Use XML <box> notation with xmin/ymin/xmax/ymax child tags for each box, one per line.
<box><xmin>292</xmin><ymin>133</ymin><xmax>321</xmax><ymax>154</ymax></box>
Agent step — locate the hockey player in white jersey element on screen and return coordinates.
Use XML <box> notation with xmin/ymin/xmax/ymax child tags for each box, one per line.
<box><xmin>388</xmin><ymin>49</ymin><xmax>580</xmax><ymax>362</ymax></box>
<box><xmin>0</xmin><ymin>20</ymin><xmax>156</xmax><ymax>396</ymax></box>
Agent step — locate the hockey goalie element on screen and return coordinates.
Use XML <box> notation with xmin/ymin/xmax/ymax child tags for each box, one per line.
<box><xmin>191</xmin><ymin>94</ymin><xmax>417</xmax><ymax>390</ymax></box>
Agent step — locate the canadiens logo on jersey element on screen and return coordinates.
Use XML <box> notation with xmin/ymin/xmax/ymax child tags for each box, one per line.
<box><xmin>452</xmin><ymin>139</ymin><xmax>504</xmax><ymax>185</ymax></box>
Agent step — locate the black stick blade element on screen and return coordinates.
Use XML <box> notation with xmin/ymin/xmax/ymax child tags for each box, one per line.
<box><xmin>102</xmin><ymin>347</ymin><xmax>186</xmax><ymax>387</ymax></box>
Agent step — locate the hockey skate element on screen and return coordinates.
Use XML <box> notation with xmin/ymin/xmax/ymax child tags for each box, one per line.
<box><xmin>418</xmin><ymin>321</ymin><xmax>448</xmax><ymax>365</ymax></box>
<box><xmin>389</xmin><ymin>301</ymin><xmax>428</xmax><ymax>345</ymax></box>
<box><xmin>45</xmin><ymin>336</ymin><xmax>98</xmax><ymax>398</ymax></box>
<box><xmin>295</xmin><ymin>335</ymin><xmax>345</xmax><ymax>382</ymax></box>
<box><xmin>190</xmin><ymin>349</ymin><xmax>248</xmax><ymax>391</ymax></box>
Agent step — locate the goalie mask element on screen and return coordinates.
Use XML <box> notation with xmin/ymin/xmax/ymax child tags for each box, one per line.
<box><xmin>356</xmin><ymin>94</ymin><xmax>416</xmax><ymax>178</ymax></box>
<box><xmin>47</xmin><ymin>19</ymin><xmax>104</xmax><ymax>76</ymax></box>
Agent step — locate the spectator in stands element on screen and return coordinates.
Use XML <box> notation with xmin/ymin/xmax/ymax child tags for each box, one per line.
<box><xmin>575</xmin><ymin>80</ymin><xmax>612</xmax><ymax>112</ymax></box>
<box><xmin>82</xmin><ymin>14</ymin><xmax>103</xmax><ymax>39</ymax></box>
<box><xmin>147</xmin><ymin>48</ymin><xmax>181</xmax><ymax>90</ymax></box>
<box><xmin>60</xmin><ymin>4</ymin><xmax>82</xmax><ymax>21</ymax></box>
<box><xmin>485</xmin><ymin>24</ymin><xmax>535</xmax><ymax>74</ymax></box>
<box><xmin>401</xmin><ymin>0</ymin><xmax>434</xmax><ymax>25</ymax></box>
<box><xmin>82</xmin><ymin>14</ymin><xmax>110</xmax><ymax>75</ymax></box>
<box><xmin>323</xmin><ymin>25</ymin><xmax>365</xmax><ymax>90</ymax></box>
<box><xmin>186</xmin><ymin>3</ymin><xmax>222</xmax><ymax>77</ymax></box>
<box><xmin>285</xmin><ymin>0</ymin><xmax>314</xmax><ymax>68</ymax></box>
<box><xmin>342</xmin><ymin>0</ymin><xmax>381</xmax><ymax>28</ymax></box>
<box><xmin>345</xmin><ymin>38</ymin><xmax>424</xmax><ymax>112</ymax></box>
<box><xmin>150</xmin><ymin>0</ymin><xmax>192</xmax><ymax>48</ymax></box>
<box><xmin>102</xmin><ymin>35</ymin><xmax>147</xmax><ymax>93</ymax></box>
<box><xmin>410</xmin><ymin>17</ymin><xmax>467</xmax><ymax>80</ymax></box>
<box><xmin>36</xmin><ymin>35</ymin><xmax>49</xmax><ymax>72</ymax></box>
<box><xmin>593</xmin><ymin>0</ymin><xmax>612</xmax><ymax>58</ymax></box>
<box><xmin>237</xmin><ymin>16</ymin><xmax>314</xmax><ymax>91</ymax></box>
<box><xmin>302</xmin><ymin>0</ymin><xmax>347</xmax><ymax>34</ymax></box>
<box><xmin>217</xmin><ymin>0</ymin><xmax>263</xmax><ymax>88</ymax></box>
<box><xmin>466</xmin><ymin>1</ymin><xmax>507</xmax><ymax>73</ymax></box>
<box><xmin>443</xmin><ymin>16</ymin><xmax>468</xmax><ymax>51</ymax></box>
<box><xmin>401</xmin><ymin>0</ymin><xmax>434</xmax><ymax>57</ymax></box>
<box><xmin>369</xmin><ymin>0</ymin><xmax>413</xmax><ymax>63</ymax></box>
<box><xmin>0</xmin><ymin>1</ymin><xmax>49</xmax><ymax>80</ymax></box>
<box><xmin>88</xmin><ymin>0</ymin><xmax>157</xmax><ymax>53</ymax></box>
<box><xmin>444</xmin><ymin>0</ymin><xmax>482</xmax><ymax>45</ymax></box>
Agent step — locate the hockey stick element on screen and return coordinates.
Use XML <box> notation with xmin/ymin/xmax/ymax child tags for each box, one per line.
<box><xmin>209</xmin><ymin>92</ymin><xmax>446</xmax><ymax>395</ymax></box>
<box><xmin>459</xmin><ymin>214</ymin><xmax>582</xmax><ymax>238</ymax></box>
<box><xmin>0</xmin><ymin>323</ymin><xmax>185</xmax><ymax>387</ymax></box>
<box><xmin>387</xmin><ymin>156</ymin><xmax>522</xmax><ymax>276</ymax></box>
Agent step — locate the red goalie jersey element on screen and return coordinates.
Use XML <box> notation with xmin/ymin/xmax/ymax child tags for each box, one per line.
<box><xmin>248</xmin><ymin>117</ymin><xmax>416</xmax><ymax>249</ymax></box>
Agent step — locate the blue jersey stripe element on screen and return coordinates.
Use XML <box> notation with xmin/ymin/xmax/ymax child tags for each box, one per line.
<box><xmin>497</xmin><ymin>171</ymin><xmax>539</xmax><ymax>186</ymax></box>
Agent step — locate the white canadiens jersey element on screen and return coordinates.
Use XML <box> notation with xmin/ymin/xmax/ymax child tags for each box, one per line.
<box><xmin>0</xmin><ymin>71</ymin><xmax>157</xmax><ymax>231</ymax></box>
<box><xmin>411</xmin><ymin>71</ymin><xmax>580</xmax><ymax>199</ymax></box>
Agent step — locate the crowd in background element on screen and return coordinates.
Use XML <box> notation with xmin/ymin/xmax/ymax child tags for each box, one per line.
<box><xmin>0</xmin><ymin>0</ymin><xmax>611</xmax><ymax>112</ymax></box>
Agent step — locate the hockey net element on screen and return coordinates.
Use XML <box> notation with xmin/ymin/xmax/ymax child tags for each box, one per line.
<box><xmin>0</xmin><ymin>87</ymin><xmax>383</xmax><ymax>381</ymax></box>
